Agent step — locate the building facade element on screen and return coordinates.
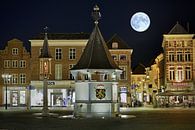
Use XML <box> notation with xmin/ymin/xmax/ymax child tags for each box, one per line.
<box><xmin>29</xmin><ymin>33</ymin><xmax>89</xmax><ymax>107</ymax></box>
<box><xmin>0</xmin><ymin>39</ymin><xmax>31</xmax><ymax>107</ymax></box>
<box><xmin>107</xmin><ymin>34</ymin><xmax>133</xmax><ymax>107</ymax></box>
<box><xmin>131</xmin><ymin>63</ymin><xmax>146</xmax><ymax>106</ymax></box>
<box><xmin>161</xmin><ymin>22</ymin><xmax>195</xmax><ymax>106</ymax></box>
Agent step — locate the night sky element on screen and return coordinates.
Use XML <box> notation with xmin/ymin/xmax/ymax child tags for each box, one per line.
<box><xmin>0</xmin><ymin>0</ymin><xmax>195</xmax><ymax>67</ymax></box>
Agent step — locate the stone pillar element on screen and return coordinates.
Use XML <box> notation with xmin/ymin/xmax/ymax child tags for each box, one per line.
<box><xmin>42</xmin><ymin>78</ymin><xmax>49</xmax><ymax>115</ymax></box>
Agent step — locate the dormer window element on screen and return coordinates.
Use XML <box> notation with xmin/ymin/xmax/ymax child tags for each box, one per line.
<box><xmin>112</xmin><ymin>42</ymin><xmax>118</xmax><ymax>49</ymax></box>
<box><xmin>12</xmin><ymin>48</ymin><xmax>18</xmax><ymax>55</ymax></box>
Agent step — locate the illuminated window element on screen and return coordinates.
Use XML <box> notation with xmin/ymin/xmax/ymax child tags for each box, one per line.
<box><xmin>55</xmin><ymin>64</ymin><xmax>62</xmax><ymax>80</ymax></box>
<box><xmin>120</xmin><ymin>93</ymin><xmax>127</xmax><ymax>103</ymax></box>
<box><xmin>185</xmin><ymin>67</ymin><xmax>191</xmax><ymax>80</ymax></box>
<box><xmin>4</xmin><ymin>60</ymin><xmax>10</xmax><ymax>68</ymax></box>
<box><xmin>69</xmin><ymin>48</ymin><xmax>76</xmax><ymax>60</ymax></box>
<box><xmin>176</xmin><ymin>67</ymin><xmax>183</xmax><ymax>81</ymax></box>
<box><xmin>168</xmin><ymin>51</ymin><xmax>174</xmax><ymax>62</ymax></box>
<box><xmin>12</xmin><ymin>60</ymin><xmax>18</xmax><ymax>68</ymax></box>
<box><xmin>12</xmin><ymin>48</ymin><xmax>18</xmax><ymax>55</ymax></box>
<box><xmin>20</xmin><ymin>74</ymin><xmax>26</xmax><ymax>84</ymax></box>
<box><xmin>185</xmin><ymin>51</ymin><xmax>191</xmax><ymax>62</ymax></box>
<box><xmin>55</xmin><ymin>48</ymin><xmax>62</xmax><ymax>60</ymax></box>
<box><xmin>12</xmin><ymin>74</ymin><xmax>18</xmax><ymax>84</ymax></box>
<box><xmin>176</xmin><ymin>51</ymin><xmax>183</xmax><ymax>62</ymax></box>
<box><xmin>169</xmin><ymin>67</ymin><xmax>175</xmax><ymax>81</ymax></box>
<box><xmin>112</xmin><ymin>42</ymin><xmax>118</xmax><ymax>49</ymax></box>
<box><xmin>19</xmin><ymin>60</ymin><xmax>26</xmax><ymax>68</ymax></box>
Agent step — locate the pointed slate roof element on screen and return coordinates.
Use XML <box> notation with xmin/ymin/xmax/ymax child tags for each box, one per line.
<box><xmin>39</xmin><ymin>33</ymin><xmax>52</xmax><ymax>58</ymax></box>
<box><xmin>107</xmin><ymin>34</ymin><xmax>130</xmax><ymax>49</ymax></box>
<box><xmin>168</xmin><ymin>22</ymin><xmax>188</xmax><ymax>34</ymax></box>
<box><xmin>71</xmin><ymin>6</ymin><xmax>120</xmax><ymax>70</ymax></box>
<box><xmin>71</xmin><ymin>24</ymin><xmax>120</xmax><ymax>70</ymax></box>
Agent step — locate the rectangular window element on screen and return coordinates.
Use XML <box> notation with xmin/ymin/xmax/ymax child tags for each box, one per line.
<box><xmin>176</xmin><ymin>67</ymin><xmax>183</xmax><ymax>81</ymax></box>
<box><xmin>119</xmin><ymin>54</ymin><xmax>127</xmax><ymax>61</ymax></box>
<box><xmin>177</xmin><ymin>51</ymin><xmax>183</xmax><ymax>62</ymax></box>
<box><xmin>120</xmin><ymin>66</ymin><xmax>127</xmax><ymax>80</ymax></box>
<box><xmin>12</xmin><ymin>74</ymin><xmax>18</xmax><ymax>84</ymax></box>
<box><xmin>3</xmin><ymin>76</ymin><xmax>11</xmax><ymax>84</ymax></box>
<box><xmin>169</xmin><ymin>67</ymin><xmax>175</xmax><ymax>81</ymax></box>
<box><xmin>20</xmin><ymin>74</ymin><xmax>26</xmax><ymax>84</ymax></box>
<box><xmin>55</xmin><ymin>64</ymin><xmax>62</xmax><ymax>80</ymax></box>
<box><xmin>69</xmin><ymin>64</ymin><xmax>75</xmax><ymax>80</ymax></box>
<box><xmin>4</xmin><ymin>60</ymin><xmax>10</xmax><ymax>68</ymax></box>
<box><xmin>185</xmin><ymin>67</ymin><xmax>191</xmax><ymax>80</ymax></box>
<box><xmin>12</xmin><ymin>48</ymin><xmax>18</xmax><ymax>55</ymax></box>
<box><xmin>19</xmin><ymin>60</ymin><xmax>26</xmax><ymax>68</ymax></box>
<box><xmin>168</xmin><ymin>51</ymin><xmax>174</xmax><ymax>62</ymax></box>
<box><xmin>185</xmin><ymin>51</ymin><xmax>191</xmax><ymax>62</ymax></box>
<box><xmin>55</xmin><ymin>48</ymin><xmax>62</xmax><ymax>60</ymax></box>
<box><xmin>69</xmin><ymin>48</ymin><xmax>76</xmax><ymax>60</ymax></box>
<box><xmin>112</xmin><ymin>54</ymin><xmax>118</xmax><ymax>60</ymax></box>
<box><xmin>12</xmin><ymin>60</ymin><xmax>18</xmax><ymax>68</ymax></box>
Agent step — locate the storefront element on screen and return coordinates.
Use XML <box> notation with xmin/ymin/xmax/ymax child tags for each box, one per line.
<box><xmin>3</xmin><ymin>86</ymin><xmax>26</xmax><ymax>107</ymax></box>
<box><xmin>30</xmin><ymin>80</ymin><xmax>75</xmax><ymax>107</ymax></box>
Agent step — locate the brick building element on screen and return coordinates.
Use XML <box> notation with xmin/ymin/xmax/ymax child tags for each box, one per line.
<box><xmin>29</xmin><ymin>33</ymin><xmax>89</xmax><ymax>107</ymax></box>
<box><xmin>0</xmin><ymin>39</ymin><xmax>31</xmax><ymax>107</ymax></box>
<box><xmin>107</xmin><ymin>34</ymin><xmax>133</xmax><ymax>106</ymax></box>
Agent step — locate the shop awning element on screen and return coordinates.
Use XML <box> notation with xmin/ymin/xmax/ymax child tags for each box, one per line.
<box><xmin>156</xmin><ymin>91</ymin><xmax>195</xmax><ymax>96</ymax></box>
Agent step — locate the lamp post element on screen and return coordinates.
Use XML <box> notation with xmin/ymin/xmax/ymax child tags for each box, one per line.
<box><xmin>2</xmin><ymin>74</ymin><xmax>12</xmax><ymax>110</ymax></box>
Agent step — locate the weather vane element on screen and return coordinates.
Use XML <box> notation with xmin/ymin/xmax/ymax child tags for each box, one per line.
<box><xmin>44</xmin><ymin>26</ymin><xmax>49</xmax><ymax>34</ymax></box>
<box><xmin>92</xmin><ymin>5</ymin><xmax>101</xmax><ymax>24</ymax></box>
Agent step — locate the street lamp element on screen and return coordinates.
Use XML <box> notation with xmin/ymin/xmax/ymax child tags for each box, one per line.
<box><xmin>2</xmin><ymin>73</ymin><xmax>12</xmax><ymax>110</ymax></box>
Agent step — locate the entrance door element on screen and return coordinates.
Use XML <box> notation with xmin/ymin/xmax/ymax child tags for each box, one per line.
<box><xmin>50</xmin><ymin>93</ymin><xmax>63</xmax><ymax>106</ymax></box>
<box><xmin>11</xmin><ymin>91</ymin><xmax>19</xmax><ymax>106</ymax></box>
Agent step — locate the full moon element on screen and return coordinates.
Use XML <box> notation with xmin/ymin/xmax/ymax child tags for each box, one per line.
<box><xmin>130</xmin><ymin>12</ymin><xmax>150</xmax><ymax>32</ymax></box>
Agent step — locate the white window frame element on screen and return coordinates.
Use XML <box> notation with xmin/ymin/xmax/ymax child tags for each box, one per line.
<box><xmin>19</xmin><ymin>60</ymin><xmax>26</xmax><ymax>68</ymax></box>
<box><xmin>55</xmin><ymin>48</ymin><xmax>62</xmax><ymax>60</ymax></box>
<box><xmin>168</xmin><ymin>51</ymin><xmax>174</xmax><ymax>62</ymax></box>
<box><xmin>12</xmin><ymin>48</ymin><xmax>18</xmax><ymax>55</ymax></box>
<box><xmin>169</xmin><ymin>67</ymin><xmax>175</xmax><ymax>81</ymax></box>
<box><xmin>4</xmin><ymin>60</ymin><xmax>10</xmax><ymax>68</ymax></box>
<box><xmin>55</xmin><ymin>64</ymin><xmax>62</xmax><ymax>80</ymax></box>
<box><xmin>184</xmin><ymin>51</ymin><xmax>191</xmax><ymax>62</ymax></box>
<box><xmin>20</xmin><ymin>73</ymin><xmax>26</xmax><ymax>84</ymax></box>
<box><xmin>176</xmin><ymin>67</ymin><xmax>184</xmax><ymax>82</ymax></box>
<box><xmin>176</xmin><ymin>51</ymin><xmax>183</xmax><ymax>62</ymax></box>
<box><xmin>185</xmin><ymin>67</ymin><xmax>191</xmax><ymax>80</ymax></box>
<box><xmin>12</xmin><ymin>74</ymin><xmax>18</xmax><ymax>84</ymax></box>
<box><xmin>12</xmin><ymin>60</ymin><xmax>18</xmax><ymax>68</ymax></box>
<box><xmin>69</xmin><ymin>48</ymin><xmax>76</xmax><ymax>60</ymax></box>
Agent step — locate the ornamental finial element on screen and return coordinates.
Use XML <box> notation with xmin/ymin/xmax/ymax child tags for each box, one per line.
<box><xmin>92</xmin><ymin>5</ymin><xmax>101</xmax><ymax>24</ymax></box>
